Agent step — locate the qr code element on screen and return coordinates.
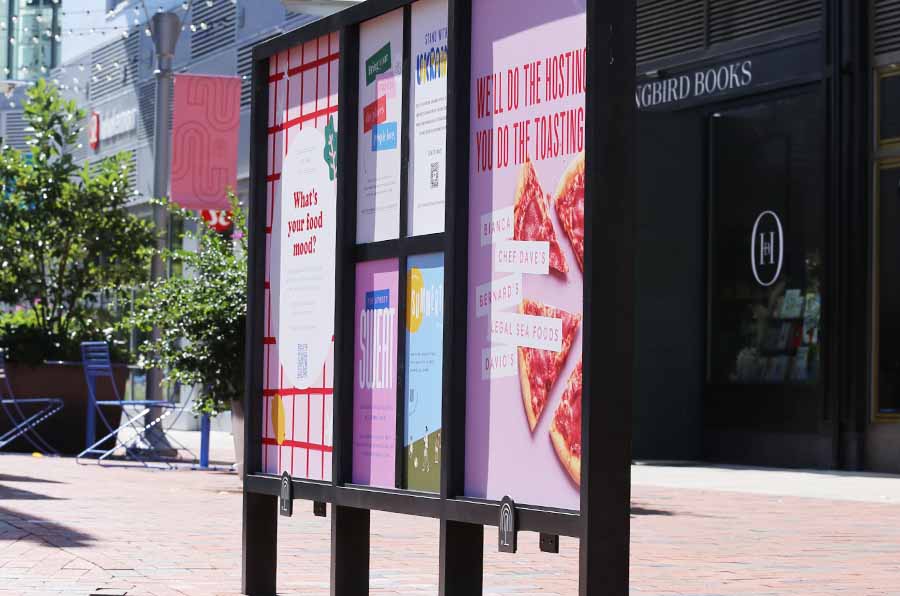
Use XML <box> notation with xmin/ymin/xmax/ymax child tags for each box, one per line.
<box><xmin>408</xmin><ymin>387</ymin><xmax>418</xmax><ymax>415</ymax></box>
<box><xmin>430</xmin><ymin>161</ymin><xmax>440</xmax><ymax>189</ymax></box>
<box><xmin>296</xmin><ymin>343</ymin><xmax>308</xmax><ymax>382</ymax></box>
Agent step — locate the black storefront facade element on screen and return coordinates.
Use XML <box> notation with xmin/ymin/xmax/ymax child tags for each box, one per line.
<box><xmin>630</xmin><ymin>0</ymin><xmax>900</xmax><ymax>472</ymax></box>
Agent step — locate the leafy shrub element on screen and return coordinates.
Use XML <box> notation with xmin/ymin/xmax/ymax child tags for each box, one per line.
<box><xmin>0</xmin><ymin>80</ymin><xmax>154</xmax><ymax>363</ymax></box>
<box><xmin>0</xmin><ymin>307</ymin><xmax>130</xmax><ymax>365</ymax></box>
<box><xmin>126</xmin><ymin>194</ymin><xmax>246</xmax><ymax>415</ymax></box>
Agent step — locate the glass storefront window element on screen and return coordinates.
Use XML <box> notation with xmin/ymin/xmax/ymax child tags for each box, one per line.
<box><xmin>876</xmin><ymin>163</ymin><xmax>900</xmax><ymax>416</ymax></box>
<box><xmin>878</xmin><ymin>69</ymin><xmax>900</xmax><ymax>147</ymax></box>
<box><xmin>708</xmin><ymin>93</ymin><xmax>826</xmax><ymax>386</ymax></box>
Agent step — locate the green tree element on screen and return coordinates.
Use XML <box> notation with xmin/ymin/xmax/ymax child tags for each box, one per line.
<box><xmin>126</xmin><ymin>195</ymin><xmax>246</xmax><ymax>415</ymax></box>
<box><xmin>0</xmin><ymin>79</ymin><xmax>154</xmax><ymax>362</ymax></box>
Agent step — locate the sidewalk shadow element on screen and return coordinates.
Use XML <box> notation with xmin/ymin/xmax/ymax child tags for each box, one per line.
<box><xmin>0</xmin><ymin>484</ymin><xmax>64</xmax><ymax>501</ymax></box>
<box><xmin>0</xmin><ymin>473</ymin><xmax>64</xmax><ymax>485</ymax></box>
<box><xmin>631</xmin><ymin>503</ymin><xmax>674</xmax><ymax>517</ymax></box>
<box><xmin>0</xmin><ymin>506</ymin><xmax>94</xmax><ymax>547</ymax></box>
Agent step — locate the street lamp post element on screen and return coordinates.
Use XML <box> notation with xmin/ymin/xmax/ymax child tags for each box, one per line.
<box><xmin>146</xmin><ymin>11</ymin><xmax>181</xmax><ymax>452</ymax></box>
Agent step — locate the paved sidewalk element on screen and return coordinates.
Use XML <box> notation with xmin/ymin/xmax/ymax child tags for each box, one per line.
<box><xmin>1</xmin><ymin>454</ymin><xmax>899</xmax><ymax>595</ymax></box>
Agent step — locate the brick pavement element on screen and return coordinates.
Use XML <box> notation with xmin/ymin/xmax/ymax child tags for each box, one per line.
<box><xmin>1</xmin><ymin>454</ymin><xmax>899</xmax><ymax>595</ymax></box>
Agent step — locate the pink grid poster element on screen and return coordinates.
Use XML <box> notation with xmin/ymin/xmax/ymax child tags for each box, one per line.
<box><xmin>262</xmin><ymin>33</ymin><xmax>340</xmax><ymax>480</ymax></box>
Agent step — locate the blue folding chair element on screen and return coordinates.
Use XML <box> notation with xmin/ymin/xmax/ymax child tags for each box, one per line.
<box><xmin>76</xmin><ymin>341</ymin><xmax>192</xmax><ymax>468</ymax></box>
<box><xmin>0</xmin><ymin>351</ymin><xmax>63</xmax><ymax>454</ymax></box>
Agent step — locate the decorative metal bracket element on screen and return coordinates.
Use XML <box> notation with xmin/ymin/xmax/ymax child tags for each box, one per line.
<box><xmin>498</xmin><ymin>496</ymin><xmax>517</xmax><ymax>553</ymax></box>
<box><xmin>279</xmin><ymin>472</ymin><xmax>293</xmax><ymax>517</ymax></box>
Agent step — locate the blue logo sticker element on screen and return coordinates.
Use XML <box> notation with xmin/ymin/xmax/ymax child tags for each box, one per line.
<box><xmin>365</xmin><ymin>289</ymin><xmax>391</xmax><ymax>310</ymax></box>
<box><xmin>371</xmin><ymin>122</ymin><xmax>398</xmax><ymax>152</ymax></box>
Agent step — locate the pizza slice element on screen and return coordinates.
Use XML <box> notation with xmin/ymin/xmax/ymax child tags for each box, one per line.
<box><xmin>514</xmin><ymin>159</ymin><xmax>569</xmax><ymax>274</ymax></box>
<box><xmin>554</xmin><ymin>152</ymin><xmax>585</xmax><ymax>272</ymax></box>
<box><xmin>550</xmin><ymin>360</ymin><xmax>582</xmax><ymax>486</ymax></box>
<box><xmin>517</xmin><ymin>299</ymin><xmax>581</xmax><ymax>431</ymax></box>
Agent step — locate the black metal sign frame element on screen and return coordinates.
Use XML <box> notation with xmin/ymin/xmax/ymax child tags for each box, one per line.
<box><xmin>242</xmin><ymin>1</ymin><xmax>635</xmax><ymax>594</ymax></box>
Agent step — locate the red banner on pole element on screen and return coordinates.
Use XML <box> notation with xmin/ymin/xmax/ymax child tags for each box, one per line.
<box><xmin>170</xmin><ymin>74</ymin><xmax>241</xmax><ymax>210</ymax></box>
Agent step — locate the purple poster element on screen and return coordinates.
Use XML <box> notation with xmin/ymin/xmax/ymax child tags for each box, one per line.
<box><xmin>465</xmin><ymin>0</ymin><xmax>586</xmax><ymax>510</ymax></box>
<box><xmin>353</xmin><ymin>258</ymin><xmax>399</xmax><ymax>487</ymax></box>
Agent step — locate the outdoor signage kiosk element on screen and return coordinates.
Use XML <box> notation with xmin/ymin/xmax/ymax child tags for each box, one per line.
<box><xmin>242</xmin><ymin>1</ymin><xmax>635</xmax><ymax>594</ymax></box>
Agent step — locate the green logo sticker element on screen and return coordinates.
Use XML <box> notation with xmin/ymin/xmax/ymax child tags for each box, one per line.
<box><xmin>323</xmin><ymin>115</ymin><xmax>338</xmax><ymax>181</ymax></box>
<box><xmin>365</xmin><ymin>42</ymin><xmax>392</xmax><ymax>85</ymax></box>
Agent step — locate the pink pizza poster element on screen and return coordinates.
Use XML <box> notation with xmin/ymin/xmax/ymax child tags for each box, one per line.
<box><xmin>353</xmin><ymin>258</ymin><xmax>400</xmax><ymax>487</ymax></box>
<box><xmin>465</xmin><ymin>0</ymin><xmax>586</xmax><ymax>510</ymax></box>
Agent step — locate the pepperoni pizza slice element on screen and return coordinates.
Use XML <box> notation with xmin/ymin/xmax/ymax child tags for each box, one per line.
<box><xmin>517</xmin><ymin>299</ymin><xmax>581</xmax><ymax>432</ymax></box>
<box><xmin>554</xmin><ymin>152</ymin><xmax>585</xmax><ymax>272</ymax></box>
<box><xmin>514</xmin><ymin>159</ymin><xmax>569</xmax><ymax>274</ymax></box>
<box><xmin>550</xmin><ymin>360</ymin><xmax>582</xmax><ymax>486</ymax></box>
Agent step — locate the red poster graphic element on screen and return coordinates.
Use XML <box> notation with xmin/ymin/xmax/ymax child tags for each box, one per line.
<box><xmin>199</xmin><ymin>209</ymin><xmax>233</xmax><ymax>233</ymax></box>
<box><xmin>170</xmin><ymin>74</ymin><xmax>241</xmax><ymax>210</ymax></box>
<box><xmin>262</xmin><ymin>33</ymin><xmax>341</xmax><ymax>480</ymax></box>
<box><xmin>363</xmin><ymin>95</ymin><xmax>387</xmax><ymax>132</ymax></box>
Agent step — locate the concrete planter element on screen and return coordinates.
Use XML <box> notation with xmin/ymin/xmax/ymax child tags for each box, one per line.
<box><xmin>0</xmin><ymin>362</ymin><xmax>128</xmax><ymax>455</ymax></box>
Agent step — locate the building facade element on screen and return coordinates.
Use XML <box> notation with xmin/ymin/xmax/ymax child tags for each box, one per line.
<box><xmin>631</xmin><ymin>0</ymin><xmax>900</xmax><ymax>474</ymax></box>
<box><xmin>52</xmin><ymin>0</ymin><xmax>317</xmax><ymax>221</ymax></box>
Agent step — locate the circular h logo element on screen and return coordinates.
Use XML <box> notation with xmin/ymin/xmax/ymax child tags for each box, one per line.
<box><xmin>751</xmin><ymin>210</ymin><xmax>783</xmax><ymax>287</ymax></box>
